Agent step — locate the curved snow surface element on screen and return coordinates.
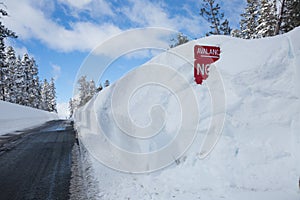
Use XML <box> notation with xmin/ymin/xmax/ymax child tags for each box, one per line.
<box><xmin>75</xmin><ymin>27</ymin><xmax>300</xmax><ymax>200</ymax></box>
<box><xmin>0</xmin><ymin>100</ymin><xmax>58</xmax><ymax>135</ymax></box>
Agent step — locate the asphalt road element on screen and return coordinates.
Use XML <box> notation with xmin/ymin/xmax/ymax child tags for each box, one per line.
<box><xmin>0</xmin><ymin>120</ymin><xmax>76</xmax><ymax>200</ymax></box>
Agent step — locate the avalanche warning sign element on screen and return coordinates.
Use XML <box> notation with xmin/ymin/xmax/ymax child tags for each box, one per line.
<box><xmin>194</xmin><ymin>45</ymin><xmax>220</xmax><ymax>84</ymax></box>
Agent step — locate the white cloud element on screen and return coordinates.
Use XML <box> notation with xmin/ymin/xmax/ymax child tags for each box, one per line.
<box><xmin>54</xmin><ymin>0</ymin><xmax>111</xmax><ymax>20</ymax></box>
<box><xmin>51</xmin><ymin>64</ymin><xmax>61</xmax><ymax>81</ymax></box>
<box><xmin>123</xmin><ymin>0</ymin><xmax>175</xmax><ymax>28</ymax></box>
<box><xmin>58</xmin><ymin>0</ymin><xmax>92</xmax><ymax>9</ymax></box>
<box><xmin>2</xmin><ymin>0</ymin><xmax>241</xmax><ymax>54</ymax></box>
<box><xmin>121</xmin><ymin>0</ymin><xmax>207</xmax><ymax>37</ymax></box>
<box><xmin>31</xmin><ymin>0</ymin><xmax>56</xmax><ymax>16</ymax></box>
<box><xmin>2</xmin><ymin>0</ymin><xmax>121</xmax><ymax>52</ymax></box>
<box><xmin>57</xmin><ymin>0</ymin><xmax>114</xmax><ymax>18</ymax></box>
<box><xmin>57</xmin><ymin>102</ymin><xmax>69</xmax><ymax>119</ymax></box>
<box><xmin>92</xmin><ymin>28</ymin><xmax>173</xmax><ymax>58</ymax></box>
<box><xmin>72</xmin><ymin>28</ymin><xmax>175</xmax><ymax>91</ymax></box>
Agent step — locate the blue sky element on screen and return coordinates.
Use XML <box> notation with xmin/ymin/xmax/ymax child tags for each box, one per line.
<box><xmin>2</xmin><ymin>0</ymin><xmax>245</xmax><ymax>117</ymax></box>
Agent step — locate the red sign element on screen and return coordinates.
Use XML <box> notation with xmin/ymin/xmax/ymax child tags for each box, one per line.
<box><xmin>194</xmin><ymin>45</ymin><xmax>220</xmax><ymax>84</ymax></box>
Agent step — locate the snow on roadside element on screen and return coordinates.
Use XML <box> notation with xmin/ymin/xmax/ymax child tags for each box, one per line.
<box><xmin>75</xmin><ymin>27</ymin><xmax>300</xmax><ymax>199</ymax></box>
<box><xmin>69</xmin><ymin>142</ymin><xmax>100</xmax><ymax>200</ymax></box>
<box><xmin>0</xmin><ymin>100</ymin><xmax>58</xmax><ymax>135</ymax></box>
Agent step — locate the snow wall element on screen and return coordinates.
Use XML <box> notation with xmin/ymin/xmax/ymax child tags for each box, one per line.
<box><xmin>0</xmin><ymin>100</ymin><xmax>58</xmax><ymax>135</ymax></box>
<box><xmin>74</xmin><ymin>27</ymin><xmax>300</xmax><ymax>199</ymax></box>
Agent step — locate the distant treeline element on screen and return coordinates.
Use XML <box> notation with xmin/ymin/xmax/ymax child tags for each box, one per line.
<box><xmin>0</xmin><ymin>6</ymin><xmax>57</xmax><ymax>112</ymax></box>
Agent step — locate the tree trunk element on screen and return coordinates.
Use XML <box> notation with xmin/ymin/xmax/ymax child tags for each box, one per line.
<box><xmin>274</xmin><ymin>0</ymin><xmax>285</xmax><ymax>35</ymax></box>
<box><xmin>209</xmin><ymin>2</ymin><xmax>220</xmax><ymax>35</ymax></box>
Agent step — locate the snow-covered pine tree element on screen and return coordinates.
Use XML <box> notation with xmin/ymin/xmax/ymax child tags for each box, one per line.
<box><xmin>0</xmin><ymin>49</ymin><xmax>8</xmax><ymax>101</ymax></box>
<box><xmin>280</xmin><ymin>0</ymin><xmax>300</xmax><ymax>34</ymax></box>
<box><xmin>199</xmin><ymin>0</ymin><xmax>231</xmax><ymax>36</ymax></box>
<box><xmin>78</xmin><ymin>76</ymin><xmax>89</xmax><ymax>107</ymax></box>
<box><xmin>231</xmin><ymin>29</ymin><xmax>242</xmax><ymax>38</ymax></box>
<box><xmin>239</xmin><ymin>0</ymin><xmax>259</xmax><ymax>39</ymax></box>
<box><xmin>0</xmin><ymin>6</ymin><xmax>17</xmax><ymax>101</ymax></box>
<box><xmin>14</xmin><ymin>55</ymin><xmax>24</xmax><ymax>105</ymax></box>
<box><xmin>21</xmin><ymin>53</ymin><xmax>33</xmax><ymax>107</ymax></box>
<box><xmin>88</xmin><ymin>80</ymin><xmax>96</xmax><ymax>99</ymax></box>
<box><xmin>76</xmin><ymin>77</ymin><xmax>97</xmax><ymax>107</ymax></box>
<box><xmin>68</xmin><ymin>98</ymin><xmax>75</xmax><ymax>118</ymax></box>
<box><xmin>41</xmin><ymin>78</ymin><xmax>50</xmax><ymax>111</ymax></box>
<box><xmin>24</xmin><ymin>56</ymin><xmax>38</xmax><ymax>108</ymax></box>
<box><xmin>35</xmin><ymin>77</ymin><xmax>42</xmax><ymax>109</ymax></box>
<box><xmin>256</xmin><ymin>0</ymin><xmax>277</xmax><ymax>38</ymax></box>
<box><xmin>170</xmin><ymin>33</ymin><xmax>189</xmax><ymax>48</ymax></box>
<box><xmin>29</xmin><ymin>58</ymin><xmax>41</xmax><ymax>109</ymax></box>
<box><xmin>5</xmin><ymin>46</ymin><xmax>17</xmax><ymax>103</ymax></box>
<box><xmin>72</xmin><ymin>98</ymin><xmax>79</xmax><ymax>110</ymax></box>
<box><xmin>48</xmin><ymin>78</ymin><xmax>57</xmax><ymax>112</ymax></box>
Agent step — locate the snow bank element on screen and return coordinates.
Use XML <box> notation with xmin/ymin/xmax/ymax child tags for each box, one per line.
<box><xmin>0</xmin><ymin>100</ymin><xmax>58</xmax><ymax>135</ymax></box>
<box><xmin>74</xmin><ymin>27</ymin><xmax>300</xmax><ymax>200</ymax></box>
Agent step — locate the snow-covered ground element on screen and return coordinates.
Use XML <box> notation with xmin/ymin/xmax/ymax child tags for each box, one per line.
<box><xmin>0</xmin><ymin>100</ymin><xmax>58</xmax><ymax>135</ymax></box>
<box><xmin>74</xmin><ymin>27</ymin><xmax>300</xmax><ymax>200</ymax></box>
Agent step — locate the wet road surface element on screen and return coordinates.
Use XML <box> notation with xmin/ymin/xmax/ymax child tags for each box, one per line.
<box><xmin>0</xmin><ymin>120</ymin><xmax>75</xmax><ymax>200</ymax></box>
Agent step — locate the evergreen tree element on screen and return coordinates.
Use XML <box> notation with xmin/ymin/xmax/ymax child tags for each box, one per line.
<box><xmin>3</xmin><ymin>48</ymin><xmax>47</xmax><ymax>110</ymax></box>
<box><xmin>24</xmin><ymin>56</ymin><xmax>40</xmax><ymax>108</ymax></box>
<box><xmin>220</xmin><ymin>19</ymin><xmax>231</xmax><ymax>35</ymax></box>
<box><xmin>30</xmin><ymin>58</ymin><xmax>41</xmax><ymax>109</ymax></box>
<box><xmin>88</xmin><ymin>80</ymin><xmax>96</xmax><ymax>99</ymax></box>
<box><xmin>0</xmin><ymin>5</ymin><xmax>17</xmax><ymax>101</ymax></box>
<box><xmin>256</xmin><ymin>0</ymin><xmax>277</xmax><ymax>38</ymax></box>
<box><xmin>199</xmin><ymin>0</ymin><xmax>231</xmax><ymax>36</ymax></box>
<box><xmin>68</xmin><ymin>98</ymin><xmax>74</xmax><ymax>118</ymax></box>
<box><xmin>78</xmin><ymin>76</ymin><xmax>89</xmax><ymax>106</ymax></box>
<box><xmin>5</xmin><ymin>46</ymin><xmax>17</xmax><ymax>103</ymax></box>
<box><xmin>170</xmin><ymin>33</ymin><xmax>189</xmax><ymax>48</ymax></box>
<box><xmin>41</xmin><ymin>78</ymin><xmax>56</xmax><ymax>112</ymax></box>
<box><xmin>49</xmin><ymin>78</ymin><xmax>57</xmax><ymax>112</ymax></box>
<box><xmin>280</xmin><ymin>0</ymin><xmax>300</xmax><ymax>33</ymax></box>
<box><xmin>76</xmin><ymin>77</ymin><xmax>98</xmax><ymax>107</ymax></box>
<box><xmin>0</xmin><ymin>6</ymin><xmax>54</xmax><ymax>111</ymax></box>
<box><xmin>21</xmin><ymin>53</ymin><xmax>32</xmax><ymax>106</ymax></box>
<box><xmin>35</xmin><ymin>77</ymin><xmax>42</xmax><ymax>109</ymax></box>
<box><xmin>41</xmin><ymin>78</ymin><xmax>50</xmax><ymax>111</ymax></box>
<box><xmin>104</xmin><ymin>80</ymin><xmax>110</xmax><ymax>87</ymax></box>
<box><xmin>275</xmin><ymin>0</ymin><xmax>286</xmax><ymax>35</ymax></box>
<box><xmin>231</xmin><ymin>29</ymin><xmax>242</xmax><ymax>38</ymax></box>
<box><xmin>14</xmin><ymin>56</ymin><xmax>24</xmax><ymax>105</ymax></box>
<box><xmin>96</xmin><ymin>83</ymin><xmax>103</xmax><ymax>92</ymax></box>
<box><xmin>239</xmin><ymin>0</ymin><xmax>259</xmax><ymax>39</ymax></box>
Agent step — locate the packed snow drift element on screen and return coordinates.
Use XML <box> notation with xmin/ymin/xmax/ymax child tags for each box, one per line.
<box><xmin>74</xmin><ymin>27</ymin><xmax>300</xmax><ymax>200</ymax></box>
<box><xmin>0</xmin><ymin>100</ymin><xmax>58</xmax><ymax>135</ymax></box>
